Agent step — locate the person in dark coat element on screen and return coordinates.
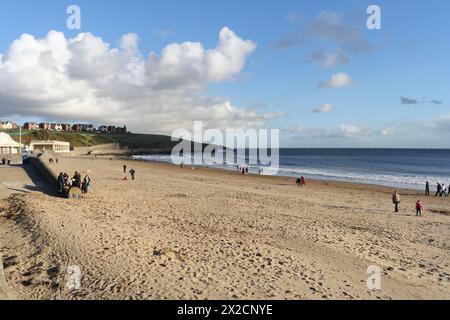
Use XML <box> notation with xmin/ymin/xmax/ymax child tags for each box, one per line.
<box><xmin>72</xmin><ymin>171</ymin><xmax>82</xmax><ymax>188</ymax></box>
<box><xmin>129</xmin><ymin>168</ymin><xmax>136</xmax><ymax>180</ymax></box>
<box><xmin>435</xmin><ymin>183</ymin><xmax>442</xmax><ymax>197</ymax></box>
<box><xmin>57</xmin><ymin>172</ymin><xmax>65</xmax><ymax>197</ymax></box>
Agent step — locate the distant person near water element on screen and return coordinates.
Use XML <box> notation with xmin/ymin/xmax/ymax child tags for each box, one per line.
<box><xmin>129</xmin><ymin>168</ymin><xmax>136</xmax><ymax>180</ymax></box>
<box><xmin>123</xmin><ymin>165</ymin><xmax>127</xmax><ymax>174</ymax></box>
<box><xmin>296</xmin><ymin>177</ymin><xmax>306</xmax><ymax>188</ymax></box>
<box><xmin>425</xmin><ymin>181</ymin><xmax>430</xmax><ymax>196</ymax></box>
<box><xmin>416</xmin><ymin>200</ymin><xmax>424</xmax><ymax>217</ymax></box>
<box><xmin>392</xmin><ymin>191</ymin><xmax>401</xmax><ymax>213</ymax></box>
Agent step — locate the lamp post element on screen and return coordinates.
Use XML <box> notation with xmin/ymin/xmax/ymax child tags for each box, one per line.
<box><xmin>19</xmin><ymin>125</ymin><xmax>22</xmax><ymax>155</ymax></box>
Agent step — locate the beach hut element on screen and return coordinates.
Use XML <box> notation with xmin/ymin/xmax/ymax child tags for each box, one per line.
<box><xmin>29</xmin><ymin>140</ymin><xmax>71</xmax><ymax>153</ymax></box>
<box><xmin>0</xmin><ymin>132</ymin><xmax>20</xmax><ymax>154</ymax></box>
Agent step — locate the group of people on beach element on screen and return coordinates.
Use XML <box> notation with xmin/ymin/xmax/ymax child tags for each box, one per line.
<box><xmin>48</xmin><ymin>157</ymin><xmax>58</xmax><ymax>164</ymax></box>
<box><xmin>426</xmin><ymin>181</ymin><xmax>450</xmax><ymax>197</ymax></box>
<box><xmin>236</xmin><ymin>165</ymin><xmax>249</xmax><ymax>175</ymax></box>
<box><xmin>57</xmin><ymin>171</ymin><xmax>91</xmax><ymax>197</ymax></box>
<box><xmin>392</xmin><ymin>191</ymin><xmax>424</xmax><ymax>217</ymax></box>
<box><xmin>391</xmin><ymin>180</ymin><xmax>450</xmax><ymax>217</ymax></box>
<box><xmin>123</xmin><ymin>165</ymin><xmax>136</xmax><ymax>180</ymax></box>
<box><xmin>296</xmin><ymin>177</ymin><xmax>306</xmax><ymax>187</ymax></box>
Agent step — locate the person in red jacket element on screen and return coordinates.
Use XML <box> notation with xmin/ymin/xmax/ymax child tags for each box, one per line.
<box><xmin>416</xmin><ymin>200</ymin><xmax>424</xmax><ymax>217</ymax></box>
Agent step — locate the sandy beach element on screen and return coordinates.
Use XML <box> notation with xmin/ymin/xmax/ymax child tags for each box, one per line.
<box><xmin>0</xmin><ymin>157</ymin><xmax>449</xmax><ymax>300</ymax></box>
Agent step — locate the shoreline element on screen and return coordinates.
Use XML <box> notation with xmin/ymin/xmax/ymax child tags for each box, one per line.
<box><xmin>127</xmin><ymin>155</ymin><xmax>428</xmax><ymax>195</ymax></box>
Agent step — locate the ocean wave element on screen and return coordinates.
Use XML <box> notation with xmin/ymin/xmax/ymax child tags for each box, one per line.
<box><xmin>133</xmin><ymin>154</ymin><xmax>448</xmax><ymax>190</ymax></box>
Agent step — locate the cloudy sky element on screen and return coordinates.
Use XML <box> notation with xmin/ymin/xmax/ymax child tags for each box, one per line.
<box><xmin>0</xmin><ymin>0</ymin><xmax>449</xmax><ymax>148</ymax></box>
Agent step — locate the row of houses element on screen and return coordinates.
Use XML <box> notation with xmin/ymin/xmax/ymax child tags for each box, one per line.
<box><xmin>0</xmin><ymin>121</ymin><xmax>19</xmax><ymax>130</ymax></box>
<box><xmin>0</xmin><ymin>121</ymin><xmax>127</xmax><ymax>134</ymax></box>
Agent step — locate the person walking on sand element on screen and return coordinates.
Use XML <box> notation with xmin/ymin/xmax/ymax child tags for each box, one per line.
<box><xmin>392</xmin><ymin>191</ymin><xmax>401</xmax><ymax>213</ymax></box>
<box><xmin>442</xmin><ymin>184</ymin><xmax>448</xmax><ymax>197</ymax></box>
<box><xmin>301</xmin><ymin>176</ymin><xmax>306</xmax><ymax>187</ymax></box>
<box><xmin>416</xmin><ymin>200</ymin><xmax>424</xmax><ymax>217</ymax></box>
<box><xmin>57</xmin><ymin>172</ymin><xmax>65</xmax><ymax>197</ymax></box>
<box><xmin>425</xmin><ymin>181</ymin><xmax>430</xmax><ymax>196</ymax></box>
<box><xmin>129</xmin><ymin>168</ymin><xmax>136</xmax><ymax>181</ymax></box>
<box><xmin>123</xmin><ymin>165</ymin><xmax>127</xmax><ymax>174</ymax></box>
<box><xmin>435</xmin><ymin>183</ymin><xmax>442</xmax><ymax>197</ymax></box>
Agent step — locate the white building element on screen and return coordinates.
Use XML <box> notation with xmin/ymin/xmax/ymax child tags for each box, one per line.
<box><xmin>51</xmin><ymin>123</ymin><xmax>63</xmax><ymax>131</ymax></box>
<box><xmin>29</xmin><ymin>140</ymin><xmax>71</xmax><ymax>153</ymax></box>
<box><xmin>0</xmin><ymin>132</ymin><xmax>20</xmax><ymax>154</ymax></box>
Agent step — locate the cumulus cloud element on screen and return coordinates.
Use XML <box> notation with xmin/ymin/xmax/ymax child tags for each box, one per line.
<box><xmin>312</xmin><ymin>103</ymin><xmax>334</xmax><ymax>113</ymax></box>
<box><xmin>205</xmin><ymin>27</ymin><xmax>257</xmax><ymax>82</ymax></box>
<box><xmin>318</xmin><ymin>72</ymin><xmax>353</xmax><ymax>88</ymax></box>
<box><xmin>310</xmin><ymin>48</ymin><xmax>348</xmax><ymax>68</ymax></box>
<box><xmin>0</xmin><ymin>28</ymin><xmax>275</xmax><ymax>134</ymax></box>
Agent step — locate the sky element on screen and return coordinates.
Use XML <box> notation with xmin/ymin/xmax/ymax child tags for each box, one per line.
<box><xmin>0</xmin><ymin>0</ymin><xmax>449</xmax><ymax>148</ymax></box>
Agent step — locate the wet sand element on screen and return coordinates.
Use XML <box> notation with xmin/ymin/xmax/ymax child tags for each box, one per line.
<box><xmin>0</xmin><ymin>157</ymin><xmax>449</xmax><ymax>300</ymax></box>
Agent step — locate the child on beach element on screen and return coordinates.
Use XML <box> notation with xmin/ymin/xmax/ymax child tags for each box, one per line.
<box><xmin>416</xmin><ymin>200</ymin><xmax>424</xmax><ymax>217</ymax></box>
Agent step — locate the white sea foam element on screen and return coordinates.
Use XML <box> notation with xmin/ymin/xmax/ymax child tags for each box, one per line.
<box><xmin>133</xmin><ymin>154</ymin><xmax>448</xmax><ymax>190</ymax></box>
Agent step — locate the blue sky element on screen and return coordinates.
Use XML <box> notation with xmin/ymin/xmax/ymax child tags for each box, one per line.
<box><xmin>0</xmin><ymin>0</ymin><xmax>449</xmax><ymax>147</ymax></box>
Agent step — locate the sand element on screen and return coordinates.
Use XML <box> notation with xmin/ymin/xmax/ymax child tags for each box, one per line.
<box><xmin>0</xmin><ymin>157</ymin><xmax>449</xmax><ymax>300</ymax></box>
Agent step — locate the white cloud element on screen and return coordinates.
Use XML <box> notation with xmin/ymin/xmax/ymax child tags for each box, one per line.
<box><xmin>313</xmin><ymin>103</ymin><xmax>334</xmax><ymax>113</ymax></box>
<box><xmin>339</xmin><ymin>124</ymin><xmax>371</xmax><ymax>137</ymax></box>
<box><xmin>205</xmin><ymin>27</ymin><xmax>257</xmax><ymax>82</ymax></box>
<box><xmin>289</xmin><ymin>126</ymin><xmax>323</xmax><ymax>135</ymax></box>
<box><xmin>0</xmin><ymin>28</ymin><xmax>274</xmax><ymax>134</ymax></box>
<box><xmin>319</xmin><ymin>72</ymin><xmax>353</xmax><ymax>88</ymax></box>
<box><xmin>380</xmin><ymin>127</ymin><xmax>395</xmax><ymax>136</ymax></box>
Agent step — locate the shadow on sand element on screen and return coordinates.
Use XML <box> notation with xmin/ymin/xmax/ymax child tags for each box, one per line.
<box><xmin>10</xmin><ymin>164</ymin><xmax>55</xmax><ymax>196</ymax></box>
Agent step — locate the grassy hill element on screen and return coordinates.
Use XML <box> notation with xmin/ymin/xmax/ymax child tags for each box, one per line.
<box><xmin>3</xmin><ymin>129</ymin><xmax>181</xmax><ymax>152</ymax></box>
<box><xmin>101</xmin><ymin>132</ymin><xmax>180</xmax><ymax>151</ymax></box>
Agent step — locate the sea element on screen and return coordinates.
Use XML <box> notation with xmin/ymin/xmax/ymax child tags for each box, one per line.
<box><xmin>133</xmin><ymin>149</ymin><xmax>450</xmax><ymax>191</ymax></box>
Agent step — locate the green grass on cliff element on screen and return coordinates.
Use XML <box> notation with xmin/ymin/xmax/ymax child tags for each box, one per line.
<box><xmin>3</xmin><ymin>129</ymin><xmax>177</xmax><ymax>150</ymax></box>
